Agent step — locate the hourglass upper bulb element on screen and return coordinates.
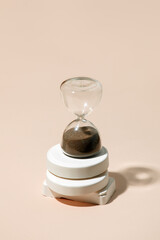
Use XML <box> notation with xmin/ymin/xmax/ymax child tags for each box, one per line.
<box><xmin>60</xmin><ymin>77</ymin><xmax>102</xmax><ymax>118</ymax></box>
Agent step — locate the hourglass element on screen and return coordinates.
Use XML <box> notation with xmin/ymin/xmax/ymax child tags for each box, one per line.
<box><xmin>60</xmin><ymin>77</ymin><xmax>102</xmax><ymax>158</ymax></box>
<box><xmin>42</xmin><ymin>77</ymin><xmax>116</xmax><ymax>205</ymax></box>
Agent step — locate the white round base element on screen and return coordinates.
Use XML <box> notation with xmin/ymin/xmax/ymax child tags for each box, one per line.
<box><xmin>47</xmin><ymin>144</ymin><xmax>109</xmax><ymax>179</ymax></box>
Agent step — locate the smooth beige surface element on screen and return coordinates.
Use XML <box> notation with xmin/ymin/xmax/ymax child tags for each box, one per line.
<box><xmin>0</xmin><ymin>1</ymin><xmax>160</xmax><ymax>239</ymax></box>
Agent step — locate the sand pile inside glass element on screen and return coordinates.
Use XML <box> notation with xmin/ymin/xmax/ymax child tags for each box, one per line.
<box><xmin>61</xmin><ymin>126</ymin><xmax>101</xmax><ymax>158</ymax></box>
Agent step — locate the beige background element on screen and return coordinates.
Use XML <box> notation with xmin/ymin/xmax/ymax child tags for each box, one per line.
<box><xmin>0</xmin><ymin>0</ymin><xmax>160</xmax><ymax>239</ymax></box>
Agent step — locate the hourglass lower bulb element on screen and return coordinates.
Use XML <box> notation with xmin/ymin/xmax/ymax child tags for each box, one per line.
<box><xmin>60</xmin><ymin>77</ymin><xmax>102</xmax><ymax>158</ymax></box>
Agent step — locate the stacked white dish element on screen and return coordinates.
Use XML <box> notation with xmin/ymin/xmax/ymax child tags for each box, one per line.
<box><xmin>42</xmin><ymin>144</ymin><xmax>115</xmax><ymax>205</ymax></box>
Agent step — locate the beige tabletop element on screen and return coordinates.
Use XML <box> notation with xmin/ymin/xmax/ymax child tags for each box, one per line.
<box><xmin>0</xmin><ymin>1</ymin><xmax>160</xmax><ymax>239</ymax></box>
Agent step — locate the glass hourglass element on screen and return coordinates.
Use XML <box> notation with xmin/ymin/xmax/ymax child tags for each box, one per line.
<box><xmin>60</xmin><ymin>77</ymin><xmax>102</xmax><ymax>158</ymax></box>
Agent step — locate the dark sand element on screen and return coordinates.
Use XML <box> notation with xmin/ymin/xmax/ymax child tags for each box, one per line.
<box><xmin>61</xmin><ymin>126</ymin><xmax>101</xmax><ymax>158</ymax></box>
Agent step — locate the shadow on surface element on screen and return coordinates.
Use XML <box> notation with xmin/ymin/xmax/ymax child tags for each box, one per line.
<box><xmin>56</xmin><ymin>198</ymin><xmax>95</xmax><ymax>207</ymax></box>
<box><xmin>108</xmin><ymin>172</ymin><xmax>128</xmax><ymax>203</ymax></box>
<box><xmin>109</xmin><ymin>166</ymin><xmax>160</xmax><ymax>203</ymax></box>
<box><xmin>122</xmin><ymin>166</ymin><xmax>160</xmax><ymax>186</ymax></box>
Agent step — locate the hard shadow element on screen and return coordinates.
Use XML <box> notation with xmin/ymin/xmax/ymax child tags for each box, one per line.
<box><xmin>108</xmin><ymin>166</ymin><xmax>160</xmax><ymax>203</ymax></box>
<box><xmin>56</xmin><ymin>197</ymin><xmax>95</xmax><ymax>207</ymax></box>
<box><xmin>121</xmin><ymin>166</ymin><xmax>160</xmax><ymax>186</ymax></box>
<box><xmin>108</xmin><ymin>172</ymin><xmax>128</xmax><ymax>203</ymax></box>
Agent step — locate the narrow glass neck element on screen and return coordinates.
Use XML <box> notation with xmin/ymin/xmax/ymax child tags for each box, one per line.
<box><xmin>77</xmin><ymin>115</ymin><xmax>86</xmax><ymax>121</ymax></box>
